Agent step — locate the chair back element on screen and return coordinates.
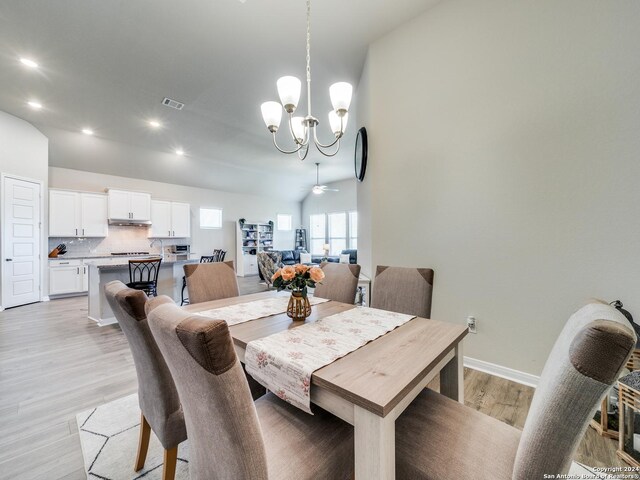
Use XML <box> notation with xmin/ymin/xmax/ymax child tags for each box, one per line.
<box><xmin>128</xmin><ymin>258</ymin><xmax>162</xmax><ymax>284</ymax></box>
<box><xmin>183</xmin><ymin>261</ymin><xmax>239</xmax><ymax>304</ymax></box>
<box><xmin>314</xmin><ymin>263</ymin><xmax>361</xmax><ymax>305</ymax></box>
<box><xmin>512</xmin><ymin>302</ymin><xmax>636</xmax><ymax>479</ymax></box>
<box><xmin>103</xmin><ymin>281</ymin><xmax>186</xmax><ymax>449</ymax></box>
<box><xmin>218</xmin><ymin>250</ymin><xmax>227</xmax><ymax>262</ymax></box>
<box><xmin>146</xmin><ymin>296</ymin><xmax>269</xmax><ymax>479</ymax></box>
<box><xmin>257</xmin><ymin>252</ymin><xmax>282</xmax><ymax>287</ymax></box>
<box><xmin>371</xmin><ymin>266</ymin><xmax>434</xmax><ymax>318</ymax></box>
<box><xmin>200</xmin><ymin>255</ymin><xmax>216</xmax><ymax>263</ymax></box>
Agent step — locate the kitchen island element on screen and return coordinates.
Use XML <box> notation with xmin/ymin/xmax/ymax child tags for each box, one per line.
<box><xmin>86</xmin><ymin>256</ymin><xmax>199</xmax><ymax>326</ymax></box>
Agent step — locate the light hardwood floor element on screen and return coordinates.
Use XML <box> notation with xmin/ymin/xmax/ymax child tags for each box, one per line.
<box><xmin>0</xmin><ymin>277</ymin><xmax>627</xmax><ymax>479</ymax></box>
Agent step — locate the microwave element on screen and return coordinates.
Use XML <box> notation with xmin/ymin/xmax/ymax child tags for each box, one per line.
<box><xmin>170</xmin><ymin>245</ymin><xmax>190</xmax><ymax>255</ymax></box>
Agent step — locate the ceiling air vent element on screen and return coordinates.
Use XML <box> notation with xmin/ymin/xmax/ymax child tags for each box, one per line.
<box><xmin>162</xmin><ymin>97</ymin><xmax>184</xmax><ymax>110</ymax></box>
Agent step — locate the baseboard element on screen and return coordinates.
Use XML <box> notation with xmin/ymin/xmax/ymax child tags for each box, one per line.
<box><xmin>42</xmin><ymin>296</ymin><xmax>50</xmax><ymax>302</ymax></box>
<box><xmin>464</xmin><ymin>356</ymin><xmax>539</xmax><ymax>388</ymax></box>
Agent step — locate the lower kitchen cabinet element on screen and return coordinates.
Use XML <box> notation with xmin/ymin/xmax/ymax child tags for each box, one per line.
<box><xmin>49</xmin><ymin>259</ymin><xmax>89</xmax><ymax>295</ymax></box>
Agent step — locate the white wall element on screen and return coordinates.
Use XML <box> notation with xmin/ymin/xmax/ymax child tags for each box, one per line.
<box><xmin>359</xmin><ymin>0</ymin><xmax>640</xmax><ymax>375</ymax></box>
<box><xmin>301</xmin><ymin>178</ymin><xmax>357</xmax><ymax>252</ymax></box>
<box><xmin>49</xmin><ymin>167</ymin><xmax>301</xmax><ymax>268</ymax></box>
<box><xmin>0</xmin><ymin>111</ymin><xmax>49</xmax><ymax>307</ymax></box>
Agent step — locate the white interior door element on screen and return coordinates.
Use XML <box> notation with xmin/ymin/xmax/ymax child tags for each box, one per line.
<box><xmin>2</xmin><ymin>176</ymin><xmax>41</xmax><ymax>308</ymax></box>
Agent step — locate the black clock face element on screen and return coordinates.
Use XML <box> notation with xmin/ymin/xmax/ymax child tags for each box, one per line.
<box><xmin>354</xmin><ymin>127</ymin><xmax>368</xmax><ymax>182</ymax></box>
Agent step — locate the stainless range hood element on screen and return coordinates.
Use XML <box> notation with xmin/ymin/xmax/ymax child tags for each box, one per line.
<box><xmin>108</xmin><ymin>219</ymin><xmax>151</xmax><ymax>226</ymax></box>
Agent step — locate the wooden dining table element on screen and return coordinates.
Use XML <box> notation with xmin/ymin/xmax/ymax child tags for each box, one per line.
<box><xmin>184</xmin><ymin>290</ymin><xmax>468</xmax><ymax>480</ymax></box>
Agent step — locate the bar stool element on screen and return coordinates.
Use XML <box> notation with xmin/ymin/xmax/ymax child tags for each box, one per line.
<box><xmin>127</xmin><ymin>258</ymin><xmax>162</xmax><ymax>297</ymax></box>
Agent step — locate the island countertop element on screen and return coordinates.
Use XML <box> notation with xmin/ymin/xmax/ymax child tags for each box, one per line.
<box><xmin>84</xmin><ymin>256</ymin><xmax>197</xmax><ymax>269</ymax></box>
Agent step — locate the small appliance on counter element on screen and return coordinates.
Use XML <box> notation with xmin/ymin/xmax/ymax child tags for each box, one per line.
<box><xmin>48</xmin><ymin>243</ymin><xmax>67</xmax><ymax>258</ymax></box>
<box><xmin>170</xmin><ymin>244</ymin><xmax>190</xmax><ymax>259</ymax></box>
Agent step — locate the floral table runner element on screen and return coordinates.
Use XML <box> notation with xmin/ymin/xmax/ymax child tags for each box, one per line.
<box><xmin>245</xmin><ymin>306</ymin><xmax>416</xmax><ymax>414</ymax></box>
<box><xmin>194</xmin><ymin>295</ymin><xmax>329</xmax><ymax>327</ymax></box>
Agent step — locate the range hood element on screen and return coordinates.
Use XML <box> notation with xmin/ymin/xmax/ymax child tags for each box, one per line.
<box><xmin>108</xmin><ymin>219</ymin><xmax>151</xmax><ymax>226</ymax></box>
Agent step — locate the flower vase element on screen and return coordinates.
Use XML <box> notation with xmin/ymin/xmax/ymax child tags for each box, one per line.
<box><xmin>287</xmin><ymin>291</ymin><xmax>311</xmax><ymax>321</ymax></box>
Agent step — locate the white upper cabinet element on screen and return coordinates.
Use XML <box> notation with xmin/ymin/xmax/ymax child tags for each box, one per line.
<box><xmin>108</xmin><ymin>189</ymin><xmax>151</xmax><ymax>221</ymax></box>
<box><xmin>49</xmin><ymin>190</ymin><xmax>108</xmax><ymax>238</ymax></box>
<box><xmin>149</xmin><ymin>200</ymin><xmax>190</xmax><ymax>238</ymax></box>
<box><xmin>80</xmin><ymin>193</ymin><xmax>109</xmax><ymax>237</ymax></box>
<box><xmin>130</xmin><ymin>192</ymin><xmax>151</xmax><ymax>221</ymax></box>
<box><xmin>49</xmin><ymin>190</ymin><xmax>80</xmax><ymax>237</ymax></box>
<box><xmin>171</xmin><ymin>202</ymin><xmax>191</xmax><ymax>237</ymax></box>
<box><xmin>149</xmin><ymin>200</ymin><xmax>172</xmax><ymax>238</ymax></box>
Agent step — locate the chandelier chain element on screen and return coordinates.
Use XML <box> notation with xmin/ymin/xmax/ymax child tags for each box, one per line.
<box><xmin>306</xmin><ymin>0</ymin><xmax>312</xmax><ymax>115</ymax></box>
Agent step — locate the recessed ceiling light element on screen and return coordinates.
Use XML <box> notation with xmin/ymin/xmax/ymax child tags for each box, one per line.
<box><xmin>27</xmin><ymin>100</ymin><xmax>42</xmax><ymax>110</ymax></box>
<box><xmin>82</xmin><ymin>128</ymin><xmax>94</xmax><ymax>135</ymax></box>
<box><xmin>148</xmin><ymin>120</ymin><xmax>161</xmax><ymax>129</ymax></box>
<box><xmin>20</xmin><ymin>57</ymin><xmax>39</xmax><ymax>69</ymax></box>
<box><xmin>175</xmin><ymin>149</ymin><xmax>184</xmax><ymax>156</ymax></box>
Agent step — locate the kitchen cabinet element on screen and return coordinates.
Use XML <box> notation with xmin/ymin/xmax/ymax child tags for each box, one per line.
<box><xmin>149</xmin><ymin>200</ymin><xmax>191</xmax><ymax>238</ymax></box>
<box><xmin>49</xmin><ymin>190</ymin><xmax>108</xmax><ymax>237</ymax></box>
<box><xmin>49</xmin><ymin>259</ymin><xmax>90</xmax><ymax>295</ymax></box>
<box><xmin>108</xmin><ymin>189</ymin><xmax>151</xmax><ymax>221</ymax></box>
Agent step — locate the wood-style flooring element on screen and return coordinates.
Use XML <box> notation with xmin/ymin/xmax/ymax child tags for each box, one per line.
<box><xmin>0</xmin><ymin>277</ymin><xmax>626</xmax><ymax>479</ymax></box>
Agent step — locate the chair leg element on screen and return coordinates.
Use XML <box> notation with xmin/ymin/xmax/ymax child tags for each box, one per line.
<box><xmin>163</xmin><ymin>447</ymin><xmax>178</xmax><ymax>480</ymax></box>
<box><xmin>134</xmin><ymin>413</ymin><xmax>151</xmax><ymax>472</ymax></box>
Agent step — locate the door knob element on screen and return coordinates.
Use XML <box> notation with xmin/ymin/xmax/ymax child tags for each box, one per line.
<box><xmin>5</xmin><ymin>258</ymin><xmax>12</xmax><ymax>261</ymax></box>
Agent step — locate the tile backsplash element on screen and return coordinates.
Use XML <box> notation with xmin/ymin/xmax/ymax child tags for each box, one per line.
<box><xmin>48</xmin><ymin>226</ymin><xmax>190</xmax><ymax>256</ymax></box>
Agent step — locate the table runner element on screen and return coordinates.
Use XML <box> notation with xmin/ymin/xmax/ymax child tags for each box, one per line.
<box><xmin>194</xmin><ymin>295</ymin><xmax>329</xmax><ymax>326</ymax></box>
<box><xmin>245</xmin><ymin>306</ymin><xmax>415</xmax><ymax>414</ymax></box>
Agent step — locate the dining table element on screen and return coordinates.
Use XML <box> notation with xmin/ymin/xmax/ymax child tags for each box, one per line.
<box><xmin>184</xmin><ymin>290</ymin><xmax>468</xmax><ymax>480</ymax></box>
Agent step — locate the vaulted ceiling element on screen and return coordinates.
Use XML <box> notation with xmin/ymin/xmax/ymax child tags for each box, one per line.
<box><xmin>0</xmin><ymin>0</ymin><xmax>440</xmax><ymax>200</ymax></box>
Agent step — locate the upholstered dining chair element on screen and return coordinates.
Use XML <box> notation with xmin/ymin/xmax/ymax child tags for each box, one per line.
<box><xmin>146</xmin><ymin>296</ymin><xmax>354</xmax><ymax>480</ymax></box>
<box><xmin>314</xmin><ymin>262</ymin><xmax>361</xmax><ymax>305</ymax></box>
<box><xmin>395</xmin><ymin>301</ymin><xmax>636</xmax><ymax>479</ymax></box>
<box><xmin>104</xmin><ymin>281</ymin><xmax>186</xmax><ymax>480</ymax></box>
<box><xmin>257</xmin><ymin>251</ymin><xmax>282</xmax><ymax>288</ymax></box>
<box><xmin>371</xmin><ymin>266</ymin><xmax>434</xmax><ymax>318</ymax></box>
<box><xmin>183</xmin><ymin>261</ymin><xmax>239</xmax><ymax>304</ymax></box>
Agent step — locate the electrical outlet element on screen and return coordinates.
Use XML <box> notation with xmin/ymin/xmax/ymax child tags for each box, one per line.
<box><xmin>467</xmin><ymin>316</ymin><xmax>477</xmax><ymax>334</ymax></box>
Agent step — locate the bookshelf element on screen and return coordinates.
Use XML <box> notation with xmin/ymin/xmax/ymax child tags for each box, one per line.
<box><xmin>236</xmin><ymin>219</ymin><xmax>273</xmax><ymax>276</ymax></box>
<box><xmin>295</xmin><ymin>228</ymin><xmax>307</xmax><ymax>251</ymax></box>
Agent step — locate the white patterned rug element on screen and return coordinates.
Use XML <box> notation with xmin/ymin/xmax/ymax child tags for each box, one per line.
<box><xmin>76</xmin><ymin>394</ymin><xmax>189</xmax><ymax>479</ymax></box>
<box><xmin>77</xmin><ymin>394</ymin><xmax>619</xmax><ymax>479</ymax></box>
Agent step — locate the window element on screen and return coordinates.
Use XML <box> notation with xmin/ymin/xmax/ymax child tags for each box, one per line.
<box><xmin>310</xmin><ymin>214</ymin><xmax>326</xmax><ymax>255</ymax></box>
<box><xmin>277</xmin><ymin>213</ymin><xmax>292</xmax><ymax>231</ymax></box>
<box><xmin>349</xmin><ymin>211</ymin><xmax>358</xmax><ymax>249</ymax></box>
<box><xmin>328</xmin><ymin>212</ymin><xmax>347</xmax><ymax>255</ymax></box>
<box><xmin>199</xmin><ymin>207</ymin><xmax>222</xmax><ymax>229</ymax></box>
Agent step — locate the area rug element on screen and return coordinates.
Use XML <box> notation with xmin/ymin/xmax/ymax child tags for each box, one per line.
<box><xmin>77</xmin><ymin>394</ymin><xmax>620</xmax><ymax>479</ymax></box>
<box><xmin>76</xmin><ymin>394</ymin><xmax>189</xmax><ymax>479</ymax></box>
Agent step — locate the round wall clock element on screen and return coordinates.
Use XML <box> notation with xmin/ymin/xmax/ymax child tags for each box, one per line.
<box><xmin>354</xmin><ymin>127</ymin><xmax>368</xmax><ymax>182</ymax></box>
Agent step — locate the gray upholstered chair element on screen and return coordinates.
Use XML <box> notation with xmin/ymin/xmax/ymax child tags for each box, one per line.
<box><xmin>146</xmin><ymin>296</ymin><xmax>354</xmax><ymax>480</ymax></box>
<box><xmin>257</xmin><ymin>251</ymin><xmax>282</xmax><ymax>288</ymax></box>
<box><xmin>395</xmin><ymin>301</ymin><xmax>636</xmax><ymax>479</ymax></box>
<box><xmin>183</xmin><ymin>260</ymin><xmax>239</xmax><ymax>304</ymax></box>
<box><xmin>313</xmin><ymin>262</ymin><xmax>361</xmax><ymax>305</ymax></box>
<box><xmin>371</xmin><ymin>266</ymin><xmax>434</xmax><ymax>318</ymax></box>
<box><xmin>104</xmin><ymin>281</ymin><xmax>186</xmax><ymax>480</ymax></box>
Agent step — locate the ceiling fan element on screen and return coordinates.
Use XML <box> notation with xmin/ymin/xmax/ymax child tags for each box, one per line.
<box><xmin>311</xmin><ymin>162</ymin><xmax>339</xmax><ymax>195</ymax></box>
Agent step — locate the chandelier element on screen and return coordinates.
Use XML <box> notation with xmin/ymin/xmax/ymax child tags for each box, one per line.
<box><xmin>260</xmin><ymin>0</ymin><xmax>352</xmax><ymax>161</ymax></box>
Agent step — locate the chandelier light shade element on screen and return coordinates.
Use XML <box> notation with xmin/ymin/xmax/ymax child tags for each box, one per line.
<box><xmin>260</xmin><ymin>0</ymin><xmax>352</xmax><ymax>160</ymax></box>
<box><xmin>261</xmin><ymin>101</ymin><xmax>283</xmax><ymax>133</ymax></box>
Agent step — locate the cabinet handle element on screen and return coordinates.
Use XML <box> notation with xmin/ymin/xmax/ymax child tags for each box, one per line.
<box><xmin>84</xmin><ymin>267</ymin><xmax>87</xmax><ymax>274</ymax></box>
<box><xmin>168</xmin><ymin>230</ymin><xmax>171</xmax><ymax>236</ymax></box>
<box><xmin>172</xmin><ymin>230</ymin><xmax>175</xmax><ymax>237</ymax></box>
<box><xmin>77</xmin><ymin>267</ymin><xmax>80</xmax><ymax>274</ymax></box>
<box><xmin>75</xmin><ymin>228</ymin><xmax>78</xmax><ymax>235</ymax></box>
<box><xmin>82</xmin><ymin>229</ymin><xmax>85</xmax><ymax>236</ymax></box>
